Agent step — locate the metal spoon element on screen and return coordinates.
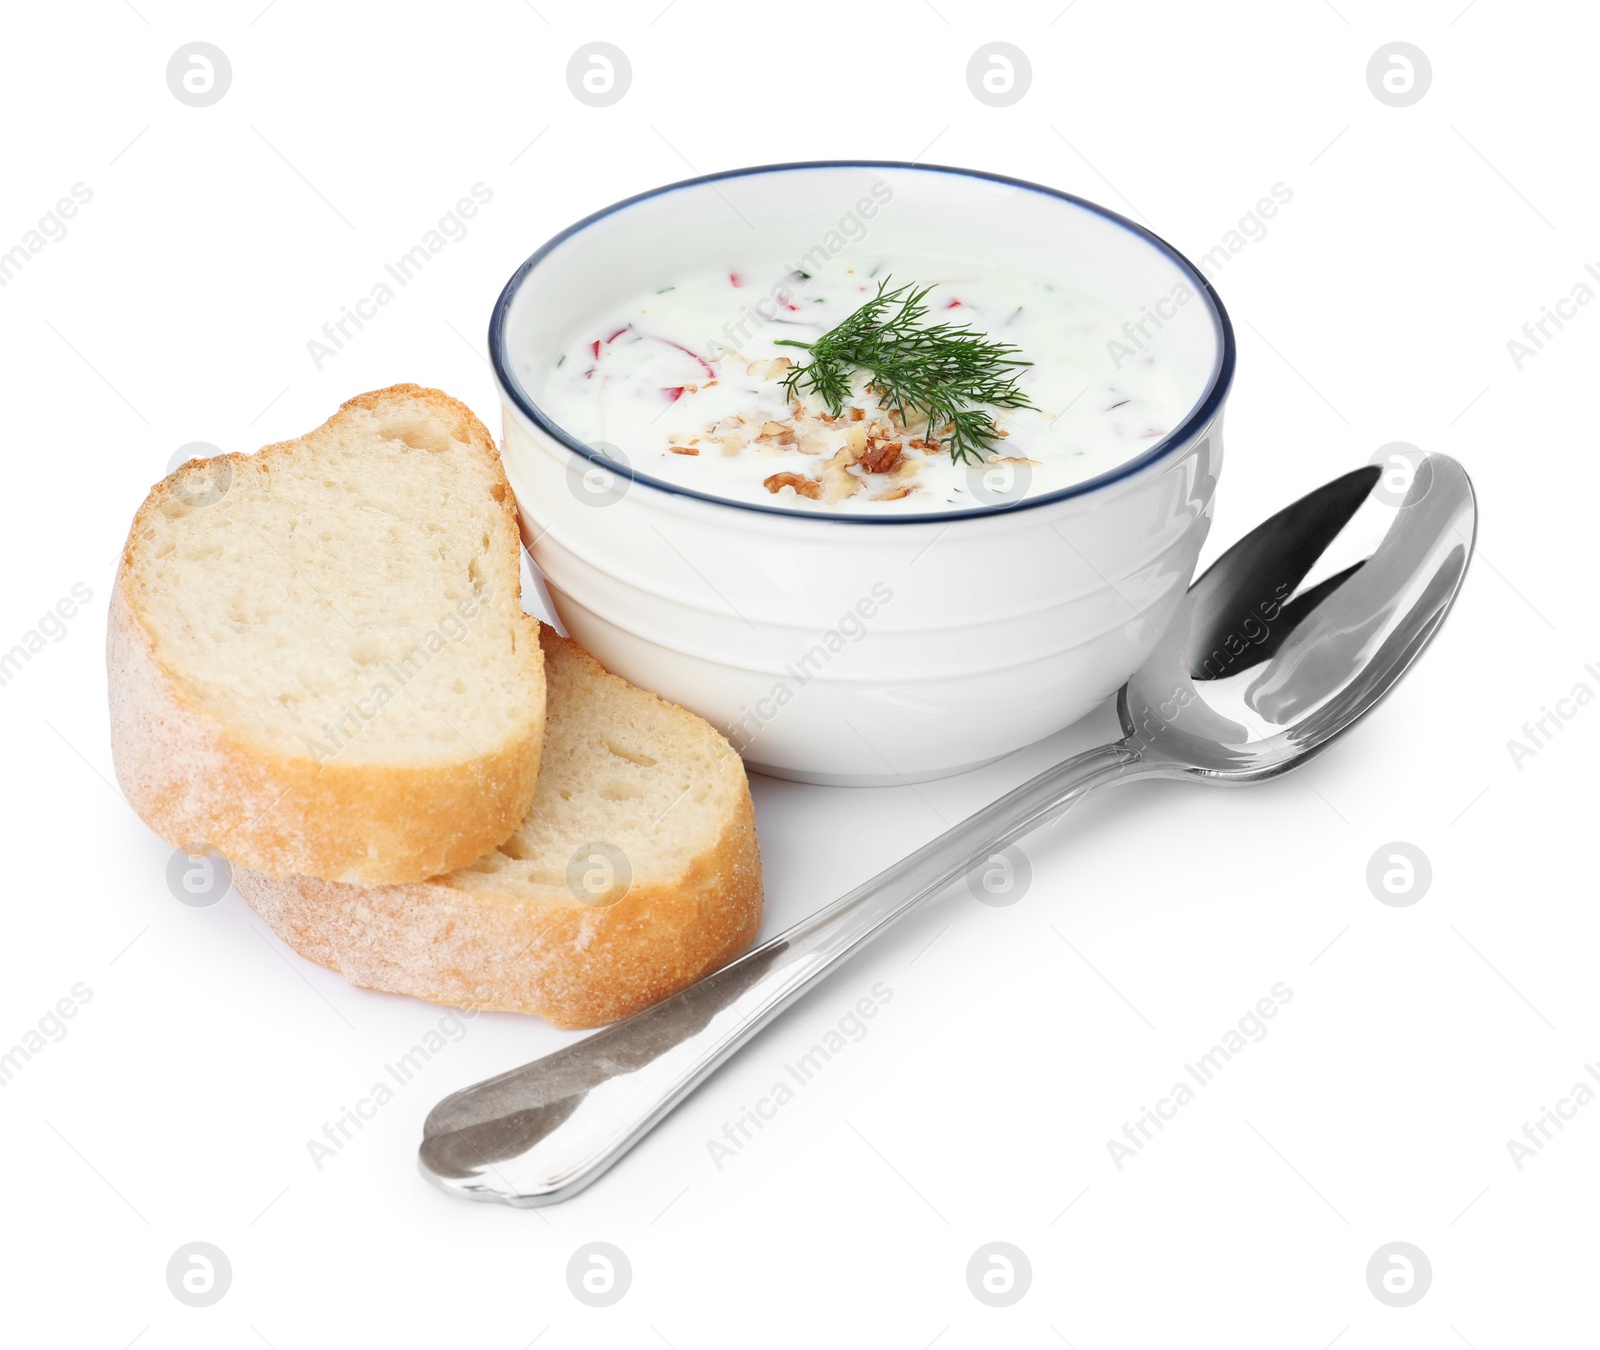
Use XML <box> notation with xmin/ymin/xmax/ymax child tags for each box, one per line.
<box><xmin>419</xmin><ymin>454</ymin><xmax>1476</xmax><ymax>1206</ymax></box>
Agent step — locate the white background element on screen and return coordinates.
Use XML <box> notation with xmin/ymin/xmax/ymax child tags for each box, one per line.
<box><xmin>1</xmin><ymin>1</ymin><xmax>1595</xmax><ymax>1345</ymax></box>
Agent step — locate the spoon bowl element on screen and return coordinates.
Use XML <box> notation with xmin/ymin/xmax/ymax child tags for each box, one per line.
<box><xmin>1124</xmin><ymin>457</ymin><xmax>1474</xmax><ymax>780</ymax></box>
<box><xmin>419</xmin><ymin>453</ymin><xmax>1476</xmax><ymax>1206</ymax></box>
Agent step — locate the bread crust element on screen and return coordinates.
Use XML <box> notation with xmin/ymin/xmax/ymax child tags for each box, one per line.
<box><xmin>107</xmin><ymin>385</ymin><xmax>545</xmax><ymax>886</ymax></box>
<box><xmin>233</xmin><ymin>789</ymin><xmax>764</xmax><ymax>1030</ymax></box>
<box><xmin>234</xmin><ymin>631</ymin><xmax>765</xmax><ymax>1029</ymax></box>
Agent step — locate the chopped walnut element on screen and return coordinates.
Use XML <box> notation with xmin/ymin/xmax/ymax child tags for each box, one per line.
<box><xmin>669</xmin><ymin>368</ymin><xmax>1007</xmax><ymax>508</ymax></box>
<box><xmin>755</xmin><ymin>420</ymin><xmax>797</xmax><ymax>457</ymax></box>
<box><xmin>859</xmin><ymin>440</ymin><xmax>902</xmax><ymax>474</ymax></box>
<box><xmin>705</xmin><ymin>414</ymin><xmax>747</xmax><ymax>455</ymax></box>
<box><xmin>763</xmin><ymin>472</ymin><xmax>821</xmax><ymax>499</ymax></box>
<box><xmin>820</xmin><ymin>446</ymin><xmax>864</xmax><ymax>501</ymax></box>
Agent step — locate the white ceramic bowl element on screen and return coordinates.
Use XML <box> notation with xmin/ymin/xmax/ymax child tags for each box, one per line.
<box><xmin>491</xmin><ymin>162</ymin><xmax>1235</xmax><ymax>785</ymax></box>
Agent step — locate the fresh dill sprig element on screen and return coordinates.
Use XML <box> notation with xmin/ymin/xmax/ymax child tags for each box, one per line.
<box><xmin>773</xmin><ymin>278</ymin><xmax>1034</xmax><ymax>465</ymax></box>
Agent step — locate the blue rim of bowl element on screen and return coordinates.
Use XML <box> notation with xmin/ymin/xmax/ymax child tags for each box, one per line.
<box><xmin>488</xmin><ymin>159</ymin><xmax>1236</xmax><ymax>526</ymax></box>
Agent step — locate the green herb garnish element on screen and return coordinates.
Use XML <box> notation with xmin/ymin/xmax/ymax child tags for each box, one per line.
<box><xmin>774</xmin><ymin>278</ymin><xmax>1035</xmax><ymax>465</ymax></box>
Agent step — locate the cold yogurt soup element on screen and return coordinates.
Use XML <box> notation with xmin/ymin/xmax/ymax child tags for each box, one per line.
<box><xmin>533</xmin><ymin>259</ymin><xmax>1210</xmax><ymax>513</ymax></box>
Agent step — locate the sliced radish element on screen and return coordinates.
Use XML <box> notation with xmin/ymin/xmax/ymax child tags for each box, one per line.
<box><xmin>654</xmin><ymin>337</ymin><xmax>715</xmax><ymax>379</ymax></box>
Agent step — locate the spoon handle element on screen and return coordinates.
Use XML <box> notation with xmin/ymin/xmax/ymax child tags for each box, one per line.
<box><xmin>420</xmin><ymin>739</ymin><xmax>1145</xmax><ymax>1206</ymax></box>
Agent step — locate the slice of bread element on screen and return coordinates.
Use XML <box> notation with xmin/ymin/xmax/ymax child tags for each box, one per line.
<box><xmin>109</xmin><ymin>385</ymin><xmax>545</xmax><ymax>886</ymax></box>
<box><xmin>233</xmin><ymin>631</ymin><xmax>764</xmax><ymax>1029</ymax></box>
